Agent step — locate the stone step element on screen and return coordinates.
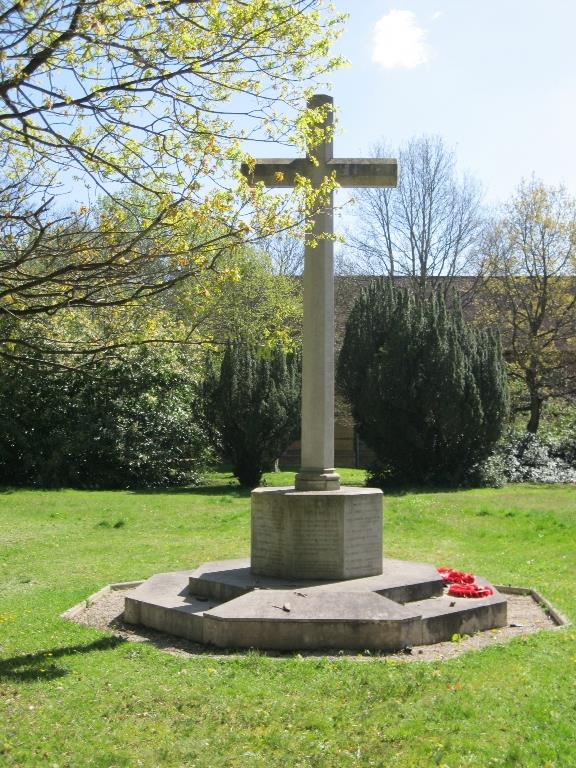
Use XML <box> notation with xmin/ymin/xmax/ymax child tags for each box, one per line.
<box><xmin>124</xmin><ymin>571</ymin><xmax>217</xmax><ymax>642</ymax></box>
<box><xmin>188</xmin><ymin>558</ymin><xmax>445</xmax><ymax>604</ymax></box>
<box><xmin>202</xmin><ymin>590</ymin><xmax>422</xmax><ymax>651</ymax></box>
<box><xmin>408</xmin><ymin>591</ymin><xmax>508</xmax><ymax>645</ymax></box>
<box><xmin>124</xmin><ymin>565</ymin><xmax>506</xmax><ymax>651</ymax></box>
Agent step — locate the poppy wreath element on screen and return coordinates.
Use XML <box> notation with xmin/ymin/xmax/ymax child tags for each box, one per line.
<box><xmin>447</xmin><ymin>583</ymin><xmax>493</xmax><ymax>598</ymax></box>
<box><xmin>437</xmin><ymin>567</ymin><xmax>494</xmax><ymax>599</ymax></box>
<box><xmin>437</xmin><ymin>567</ymin><xmax>475</xmax><ymax>585</ymax></box>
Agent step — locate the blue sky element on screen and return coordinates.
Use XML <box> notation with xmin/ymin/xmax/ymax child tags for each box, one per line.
<box><xmin>325</xmin><ymin>0</ymin><xmax>576</xmax><ymax>205</ymax></box>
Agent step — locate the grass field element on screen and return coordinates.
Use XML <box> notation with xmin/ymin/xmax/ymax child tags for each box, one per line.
<box><xmin>1</xmin><ymin>470</ymin><xmax>575</xmax><ymax>767</ymax></box>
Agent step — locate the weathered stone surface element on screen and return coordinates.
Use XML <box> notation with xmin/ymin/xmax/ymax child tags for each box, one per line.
<box><xmin>188</xmin><ymin>557</ymin><xmax>444</xmax><ymax>603</ymax></box>
<box><xmin>125</xmin><ymin>566</ymin><xmax>507</xmax><ymax>651</ymax></box>
<box><xmin>203</xmin><ymin>590</ymin><xmax>421</xmax><ymax>651</ymax></box>
<box><xmin>124</xmin><ymin>571</ymin><xmax>216</xmax><ymax>643</ymax></box>
<box><xmin>410</xmin><ymin>590</ymin><xmax>508</xmax><ymax>644</ymax></box>
<box><xmin>189</xmin><ymin>559</ymin><xmax>257</xmax><ymax>601</ymax></box>
<box><xmin>308</xmin><ymin>559</ymin><xmax>445</xmax><ymax>603</ymax></box>
<box><xmin>250</xmin><ymin>486</ymin><xmax>383</xmax><ymax>579</ymax></box>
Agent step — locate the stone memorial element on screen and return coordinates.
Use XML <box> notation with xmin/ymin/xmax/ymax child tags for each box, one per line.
<box><xmin>242</xmin><ymin>93</ymin><xmax>396</xmax><ymax>580</ymax></box>
<box><xmin>123</xmin><ymin>95</ymin><xmax>508</xmax><ymax>651</ymax></box>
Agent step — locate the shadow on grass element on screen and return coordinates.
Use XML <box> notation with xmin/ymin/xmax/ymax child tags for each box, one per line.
<box><xmin>375</xmin><ymin>485</ymin><xmax>483</xmax><ymax>498</ymax></box>
<box><xmin>1</xmin><ymin>472</ymin><xmax>488</xmax><ymax>499</ymax></box>
<box><xmin>128</xmin><ymin>480</ymin><xmax>479</xmax><ymax>499</ymax></box>
<box><xmin>129</xmin><ymin>465</ymin><xmax>304</xmax><ymax>497</ymax></box>
<box><xmin>130</xmin><ymin>484</ymin><xmax>252</xmax><ymax>498</ymax></box>
<box><xmin>0</xmin><ymin>636</ymin><xmax>125</xmax><ymax>683</ymax></box>
<box><xmin>0</xmin><ymin>483</ymin><xmax>252</xmax><ymax>498</ymax></box>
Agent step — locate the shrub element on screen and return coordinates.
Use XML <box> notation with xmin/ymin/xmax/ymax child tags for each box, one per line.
<box><xmin>0</xmin><ymin>348</ymin><xmax>211</xmax><ymax>488</ymax></box>
<box><xmin>202</xmin><ymin>341</ymin><xmax>300</xmax><ymax>488</ymax></box>
<box><xmin>337</xmin><ymin>279</ymin><xmax>509</xmax><ymax>487</ymax></box>
<box><xmin>552</xmin><ymin>431</ymin><xmax>576</xmax><ymax>468</ymax></box>
<box><xmin>493</xmin><ymin>430</ymin><xmax>576</xmax><ymax>485</ymax></box>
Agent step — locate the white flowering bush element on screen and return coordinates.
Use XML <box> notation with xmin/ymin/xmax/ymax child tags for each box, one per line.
<box><xmin>480</xmin><ymin>429</ymin><xmax>576</xmax><ymax>486</ymax></box>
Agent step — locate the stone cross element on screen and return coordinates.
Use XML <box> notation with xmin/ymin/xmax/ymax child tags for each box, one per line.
<box><xmin>241</xmin><ymin>94</ymin><xmax>397</xmax><ymax>492</ymax></box>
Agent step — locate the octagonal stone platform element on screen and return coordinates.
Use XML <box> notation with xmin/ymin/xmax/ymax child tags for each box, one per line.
<box><xmin>123</xmin><ymin>559</ymin><xmax>508</xmax><ymax>651</ymax></box>
<box><xmin>188</xmin><ymin>557</ymin><xmax>445</xmax><ymax>603</ymax></box>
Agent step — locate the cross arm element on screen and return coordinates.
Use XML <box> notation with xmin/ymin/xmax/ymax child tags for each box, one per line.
<box><xmin>240</xmin><ymin>158</ymin><xmax>310</xmax><ymax>188</ymax></box>
<box><xmin>241</xmin><ymin>157</ymin><xmax>398</xmax><ymax>189</ymax></box>
<box><xmin>327</xmin><ymin>159</ymin><xmax>397</xmax><ymax>188</ymax></box>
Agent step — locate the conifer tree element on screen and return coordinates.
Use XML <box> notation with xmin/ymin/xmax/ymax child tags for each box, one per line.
<box><xmin>338</xmin><ymin>280</ymin><xmax>509</xmax><ymax>486</ymax></box>
<box><xmin>203</xmin><ymin>342</ymin><xmax>301</xmax><ymax>488</ymax></box>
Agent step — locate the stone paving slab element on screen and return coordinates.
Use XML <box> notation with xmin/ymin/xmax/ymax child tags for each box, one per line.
<box><xmin>124</xmin><ymin>571</ymin><xmax>217</xmax><ymax>643</ymax></box>
<box><xmin>409</xmin><ymin>591</ymin><xmax>508</xmax><ymax>644</ymax></box>
<box><xmin>307</xmin><ymin>560</ymin><xmax>444</xmax><ymax>603</ymax></box>
<box><xmin>205</xmin><ymin>589</ymin><xmax>418</xmax><ymax>622</ymax></box>
<box><xmin>203</xmin><ymin>590</ymin><xmax>422</xmax><ymax>650</ymax></box>
<box><xmin>188</xmin><ymin>558</ymin><xmax>444</xmax><ymax>603</ymax></box>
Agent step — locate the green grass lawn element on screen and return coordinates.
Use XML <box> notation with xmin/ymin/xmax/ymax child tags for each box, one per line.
<box><xmin>1</xmin><ymin>470</ymin><xmax>575</xmax><ymax>767</ymax></box>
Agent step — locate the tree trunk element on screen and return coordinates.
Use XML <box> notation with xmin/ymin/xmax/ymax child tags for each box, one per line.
<box><xmin>525</xmin><ymin>370</ymin><xmax>542</xmax><ymax>433</ymax></box>
<box><xmin>526</xmin><ymin>399</ymin><xmax>542</xmax><ymax>433</ymax></box>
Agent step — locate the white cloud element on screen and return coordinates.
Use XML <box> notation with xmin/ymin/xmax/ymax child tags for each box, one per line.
<box><xmin>372</xmin><ymin>9</ymin><xmax>430</xmax><ymax>70</ymax></box>
<box><xmin>432</xmin><ymin>10</ymin><xmax>444</xmax><ymax>21</ymax></box>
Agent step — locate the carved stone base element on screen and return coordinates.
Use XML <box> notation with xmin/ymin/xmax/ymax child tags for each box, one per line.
<box><xmin>294</xmin><ymin>470</ymin><xmax>341</xmax><ymax>492</ymax></box>
<box><xmin>250</xmin><ymin>486</ymin><xmax>383</xmax><ymax>580</ymax></box>
<box><xmin>122</xmin><ymin>562</ymin><xmax>508</xmax><ymax>652</ymax></box>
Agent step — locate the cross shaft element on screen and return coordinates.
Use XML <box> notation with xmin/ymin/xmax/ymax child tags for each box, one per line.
<box><xmin>241</xmin><ymin>94</ymin><xmax>397</xmax><ymax>491</ymax></box>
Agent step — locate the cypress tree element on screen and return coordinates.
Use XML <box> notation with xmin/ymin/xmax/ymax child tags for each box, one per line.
<box><xmin>337</xmin><ymin>280</ymin><xmax>509</xmax><ymax>486</ymax></box>
<box><xmin>202</xmin><ymin>341</ymin><xmax>301</xmax><ymax>488</ymax></box>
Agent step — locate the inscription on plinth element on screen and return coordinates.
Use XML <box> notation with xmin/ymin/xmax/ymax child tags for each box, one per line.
<box><xmin>251</xmin><ymin>486</ymin><xmax>383</xmax><ymax>580</ymax></box>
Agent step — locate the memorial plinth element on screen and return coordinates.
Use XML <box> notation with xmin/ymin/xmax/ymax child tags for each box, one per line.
<box><xmin>241</xmin><ymin>94</ymin><xmax>394</xmax><ymax>583</ymax></box>
<box><xmin>251</xmin><ymin>486</ymin><xmax>383</xmax><ymax>579</ymax></box>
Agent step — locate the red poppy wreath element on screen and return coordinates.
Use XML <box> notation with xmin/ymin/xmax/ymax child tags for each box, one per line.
<box><xmin>437</xmin><ymin>567</ymin><xmax>494</xmax><ymax>598</ymax></box>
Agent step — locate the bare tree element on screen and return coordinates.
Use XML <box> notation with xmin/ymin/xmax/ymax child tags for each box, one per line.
<box><xmin>259</xmin><ymin>229</ymin><xmax>305</xmax><ymax>276</ymax></box>
<box><xmin>344</xmin><ymin>136</ymin><xmax>483</xmax><ymax>294</ymax></box>
<box><xmin>478</xmin><ymin>179</ymin><xmax>576</xmax><ymax>433</ymax></box>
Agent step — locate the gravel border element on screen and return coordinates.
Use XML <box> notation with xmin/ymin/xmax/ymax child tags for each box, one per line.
<box><xmin>62</xmin><ymin>582</ymin><xmax>569</xmax><ymax>663</ymax></box>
